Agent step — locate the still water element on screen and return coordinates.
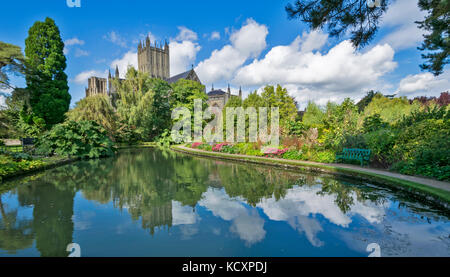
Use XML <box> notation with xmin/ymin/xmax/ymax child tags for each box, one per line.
<box><xmin>0</xmin><ymin>148</ymin><xmax>449</xmax><ymax>257</ymax></box>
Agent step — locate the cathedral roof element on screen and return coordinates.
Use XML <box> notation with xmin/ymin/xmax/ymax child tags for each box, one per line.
<box><xmin>207</xmin><ymin>89</ymin><xmax>227</xmax><ymax>96</ymax></box>
<box><xmin>167</xmin><ymin>70</ymin><xmax>193</xmax><ymax>84</ymax></box>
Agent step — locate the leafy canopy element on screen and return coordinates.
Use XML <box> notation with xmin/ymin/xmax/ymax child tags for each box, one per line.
<box><xmin>25</xmin><ymin>17</ymin><xmax>71</xmax><ymax>127</ymax></box>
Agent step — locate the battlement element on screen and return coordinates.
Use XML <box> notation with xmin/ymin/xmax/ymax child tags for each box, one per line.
<box><xmin>138</xmin><ymin>35</ymin><xmax>170</xmax><ymax>79</ymax></box>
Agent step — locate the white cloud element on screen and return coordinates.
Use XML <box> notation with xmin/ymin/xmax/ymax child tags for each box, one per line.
<box><xmin>111</xmin><ymin>51</ymin><xmax>138</xmax><ymax>78</ymax></box>
<box><xmin>104</xmin><ymin>31</ymin><xmax>128</xmax><ymax>48</ymax></box>
<box><xmin>196</xmin><ymin>18</ymin><xmax>268</xmax><ymax>84</ymax></box>
<box><xmin>75</xmin><ymin>48</ymin><xmax>89</xmax><ymax>57</ymax></box>
<box><xmin>172</xmin><ymin>201</ymin><xmax>197</xmax><ymax>226</ymax></box>
<box><xmin>380</xmin><ymin>0</ymin><xmax>427</xmax><ymax>50</ymax></box>
<box><xmin>65</xmin><ymin>37</ymin><xmax>85</xmax><ymax>46</ymax></box>
<box><xmin>232</xmin><ymin>31</ymin><xmax>396</xmax><ymax>107</ymax></box>
<box><xmin>175</xmin><ymin>26</ymin><xmax>198</xmax><ymax>41</ymax></box>
<box><xmin>170</xmin><ymin>40</ymin><xmax>201</xmax><ymax>75</ymax></box>
<box><xmin>398</xmin><ymin>71</ymin><xmax>450</xmax><ymax>97</ymax></box>
<box><xmin>64</xmin><ymin>37</ymin><xmax>85</xmax><ymax>55</ymax></box>
<box><xmin>74</xmin><ymin>70</ymin><xmax>108</xmax><ymax>85</ymax></box>
<box><xmin>199</xmin><ymin>188</ymin><xmax>266</xmax><ymax>245</ymax></box>
<box><xmin>257</xmin><ymin>185</ymin><xmax>387</xmax><ymax>247</ymax></box>
<box><xmin>210</xmin><ymin>31</ymin><xmax>221</xmax><ymax>40</ymax></box>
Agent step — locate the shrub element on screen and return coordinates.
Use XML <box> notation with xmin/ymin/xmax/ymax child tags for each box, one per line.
<box><xmin>197</xmin><ymin>143</ymin><xmax>212</xmax><ymax>151</ymax></box>
<box><xmin>282</xmin><ymin>136</ymin><xmax>304</xmax><ymax>150</ymax></box>
<box><xmin>363</xmin><ymin>128</ymin><xmax>397</xmax><ymax>166</ymax></box>
<box><xmin>213</xmin><ymin>143</ymin><xmax>229</xmax><ymax>152</ymax></box>
<box><xmin>282</xmin><ymin>150</ymin><xmax>304</xmax><ymax>160</ymax></box>
<box><xmin>245</xmin><ymin>149</ymin><xmax>263</xmax><ymax>156</ymax></box>
<box><xmin>0</xmin><ymin>154</ymin><xmax>46</xmax><ymax>179</ymax></box>
<box><xmin>114</xmin><ymin>122</ymin><xmax>140</xmax><ymax>144</ymax></box>
<box><xmin>37</xmin><ymin>121</ymin><xmax>115</xmax><ymax>159</ymax></box>
<box><xmin>191</xmin><ymin>142</ymin><xmax>203</xmax><ymax>149</ymax></box>
<box><xmin>262</xmin><ymin>147</ymin><xmax>288</xmax><ymax>158</ymax></box>
<box><xmin>220</xmin><ymin>144</ymin><xmax>238</xmax><ymax>154</ymax></box>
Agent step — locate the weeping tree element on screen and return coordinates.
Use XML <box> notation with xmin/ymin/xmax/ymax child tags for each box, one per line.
<box><xmin>66</xmin><ymin>94</ymin><xmax>118</xmax><ymax>136</ymax></box>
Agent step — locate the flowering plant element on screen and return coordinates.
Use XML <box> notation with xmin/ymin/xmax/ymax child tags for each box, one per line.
<box><xmin>262</xmin><ymin>147</ymin><xmax>289</xmax><ymax>158</ymax></box>
<box><xmin>212</xmin><ymin>143</ymin><xmax>229</xmax><ymax>152</ymax></box>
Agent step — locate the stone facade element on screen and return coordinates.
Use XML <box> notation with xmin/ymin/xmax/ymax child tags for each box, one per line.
<box><xmin>138</xmin><ymin>36</ymin><xmax>170</xmax><ymax>80</ymax></box>
<box><xmin>85</xmin><ymin>66</ymin><xmax>122</xmax><ymax>98</ymax></box>
<box><xmin>207</xmin><ymin>85</ymin><xmax>242</xmax><ymax>110</ymax></box>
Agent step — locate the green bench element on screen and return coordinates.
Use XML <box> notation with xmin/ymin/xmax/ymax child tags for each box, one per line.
<box><xmin>335</xmin><ymin>148</ymin><xmax>371</xmax><ymax>166</ymax></box>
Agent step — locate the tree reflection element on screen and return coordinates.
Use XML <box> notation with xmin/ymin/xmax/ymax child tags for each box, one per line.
<box><xmin>0</xmin><ymin>147</ymin><xmax>396</xmax><ymax>255</ymax></box>
<box><xmin>0</xmin><ymin>197</ymin><xmax>34</xmax><ymax>254</ymax></box>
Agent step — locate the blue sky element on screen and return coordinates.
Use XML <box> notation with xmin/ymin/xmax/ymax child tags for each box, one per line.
<box><xmin>0</xmin><ymin>0</ymin><xmax>448</xmax><ymax>109</ymax></box>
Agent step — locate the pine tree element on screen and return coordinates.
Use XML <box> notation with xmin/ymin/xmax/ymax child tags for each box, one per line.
<box><xmin>25</xmin><ymin>17</ymin><xmax>71</xmax><ymax>127</ymax></box>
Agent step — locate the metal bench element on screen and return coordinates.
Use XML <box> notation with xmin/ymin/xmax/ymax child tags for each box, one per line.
<box><xmin>335</xmin><ymin>148</ymin><xmax>371</xmax><ymax>166</ymax></box>
<box><xmin>21</xmin><ymin>138</ymin><xmax>35</xmax><ymax>153</ymax></box>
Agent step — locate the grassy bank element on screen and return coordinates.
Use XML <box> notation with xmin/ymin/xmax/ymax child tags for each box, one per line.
<box><xmin>0</xmin><ymin>154</ymin><xmax>78</xmax><ymax>183</ymax></box>
<box><xmin>172</xmin><ymin>145</ymin><xmax>450</xmax><ymax>206</ymax></box>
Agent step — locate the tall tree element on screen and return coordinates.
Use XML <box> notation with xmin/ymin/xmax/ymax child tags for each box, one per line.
<box><xmin>416</xmin><ymin>0</ymin><xmax>450</xmax><ymax>76</ymax></box>
<box><xmin>25</xmin><ymin>17</ymin><xmax>71</xmax><ymax>126</ymax></box>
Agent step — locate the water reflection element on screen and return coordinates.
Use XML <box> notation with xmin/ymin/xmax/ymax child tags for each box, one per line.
<box><xmin>0</xmin><ymin>148</ymin><xmax>448</xmax><ymax>257</ymax></box>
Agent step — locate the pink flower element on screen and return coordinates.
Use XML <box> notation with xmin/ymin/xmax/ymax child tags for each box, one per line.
<box><xmin>191</xmin><ymin>142</ymin><xmax>203</xmax><ymax>149</ymax></box>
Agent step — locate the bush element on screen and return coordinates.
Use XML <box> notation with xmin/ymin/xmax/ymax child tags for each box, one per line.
<box><xmin>114</xmin><ymin>122</ymin><xmax>140</xmax><ymax>144</ymax></box>
<box><xmin>0</xmin><ymin>154</ymin><xmax>46</xmax><ymax>179</ymax></box>
<box><xmin>363</xmin><ymin>128</ymin><xmax>397</xmax><ymax>166</ymax></box>
<box><xmin>282</xmin><ymin>150</ymin><xmax>304</xmax><ymax>160</ymax></box>
<box><xmin>37</xmin><ymin>120</ymin><xmax>115</xmax><ymax>159</ymax></box>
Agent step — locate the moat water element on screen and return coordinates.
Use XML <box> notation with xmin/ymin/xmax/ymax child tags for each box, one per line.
<box><xmin>0</xmin><ymin>148</ymin><xmax>449</xmax><ymax>257</ymax></box>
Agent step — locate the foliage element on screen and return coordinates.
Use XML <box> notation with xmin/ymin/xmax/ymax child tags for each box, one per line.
<box><xmin>357</xmin><ymin>90</ymin><xmax>380</xmax><ymax>112</ymax></box>
<box><xmin>25</xmin><ymin>17</ymin><xmax>71</xmax><ymax>127</ymax></box>
<box><xmin>0</xmin><ymin>41</ymin><xmax>25</xmax><ymax>90</ymax></box>
<box><xmin>0</xmin><ymin>154</ymin><xmax>46</xmax><ymax>180</ymax></box>
<box><xmin>362</xmin><ymin>94</ymin><xmax>420</xmax><ymax>124</ymax></box>
<box><xmin>416</xmin><ymin>0</ymin><xmax>450</xmax><ymax>75</ymax></box>
<box><xmin>37</xmin><ymin>121</ymin><xmax>115</xmax><ymax>158</ymax></box>
<box><xmin>286</xmin><ymin>0</ymin><xmax>388</xmax><ymax>49</ymax></box>
<box><xmin>322</xmin><ymin>98</ymin><xmax>359</xmax><ymax>149</ymax></box>
<box><xmin>362</xmin><ymin>114</ymin><xmax>388</xmax><ymax>133</ymax></box>
<box><xmin>282</xmin><ymin>150</ymin><xmax>304</xmax><ymax>160</ymax></box>
<box><xmin>114</xmin><ymin>121</ymin><xmax>140</xmax><ymax>144</ymax></box>
<box><xmin>66</xmin><ymin>95</ymin><xmax>117</xmax><ymax>136</ymax></box>
<box><xmin>261</xmin><ymin>84</ymin><xmax>298</xmax><ymax>128</ymax></box>
<box><xmin>156</xmin><ymin>129</ymin><xmax>173</xmax><ymax>148</ymax></box>
<box><xmin>114</xmin><ymin>68</ymin><xmax>172</xmax><ymax>141</ymax></box>
<box><xmin>302</xmin><ymin>101</ymin><xmax>325</xmax><ymax>127</ymax></box>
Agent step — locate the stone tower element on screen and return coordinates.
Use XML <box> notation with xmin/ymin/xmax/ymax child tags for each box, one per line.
<box><xmin>138</xmin><ymin>35</ymin><xmax>170</xmax><ymax>79</ymax></box>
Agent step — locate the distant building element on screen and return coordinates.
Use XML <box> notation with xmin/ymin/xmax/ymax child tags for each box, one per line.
<box><xmin>207</xmin><ymin>84</ymin><xmax>242</xmax><ymax>110</ymax></box>
<box><xmin>85</xmin><ymin>35</ymin><xmax>202</xmax><ymax>98</ymax></box>
<box><xmin>85</xmin><ymin>66</ymin><xmax>123</xmax><ymax>98</ymax></box>
<box><xmin>138</xmin><ymin>37</ymin><xmax>170</xmax><ymax>80</ymax></box>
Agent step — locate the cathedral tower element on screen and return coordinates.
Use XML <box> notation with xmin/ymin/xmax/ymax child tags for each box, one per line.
<box><xmin>138</xmin><ymin>35</ymin><xmax>170</xmax><ymax>79</ymax></box>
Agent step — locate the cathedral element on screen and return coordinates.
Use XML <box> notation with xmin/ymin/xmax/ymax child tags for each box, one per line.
<box><xmin>85</xmin><ymin>35</ymin><xmax>242</xmax><ymax>109</ymax></box>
